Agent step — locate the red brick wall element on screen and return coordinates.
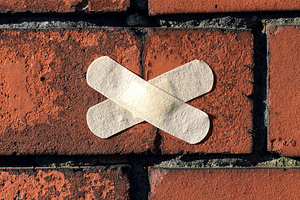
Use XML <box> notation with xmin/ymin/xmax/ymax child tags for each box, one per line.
<box><xmin>0</xmin><ymin>0</ymin><xmax>299</xmax><ymax>199</ymax></box>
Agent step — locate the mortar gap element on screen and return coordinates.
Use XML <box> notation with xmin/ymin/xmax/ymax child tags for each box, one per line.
<box><xmin>252</xmin><ymin>20</ymin><xmax>268</xmax><ymax>153</ymax></box>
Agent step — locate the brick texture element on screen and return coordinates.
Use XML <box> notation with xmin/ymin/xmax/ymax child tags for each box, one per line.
<box><xmin>0</xmin><ymin>0</ymin><xmax>130</xmax><ymax>13</ymax></box>
<box><xmin>149</xmin><ymin>0</ymin><xmax>300</xmax><ymax>15</ymax></box>
<box><xmin>144</xmin><ymin>28</ymin><xmax>253</xmax><ymax>154</ymax></box>
<box><xmin>0</xmin><ymin>28</ymin><xmax>253</xmax><ymax>155</ymax></box>
<box><xmin>149</xmin><ymin>167</ymin><xmax>300</xmax><ymax>199</ymax></box>
<box><xmin>268</xmin><ymin>25</ymin><xmax>300</xmax><ymax>156</ymax></box>
<box><xmin>0</xmin><ymin>29</ymin><xmax>156</xmax><ymax>155</ymax></box>
<box><xmin>0</xmin><ymin>166</ymin><xmax>129</xmax><ymax>199</ymax></box>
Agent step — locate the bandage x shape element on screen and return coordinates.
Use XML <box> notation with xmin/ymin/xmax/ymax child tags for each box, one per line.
<box><xmin>86</xmin><ymin>56</ymin><xmax>214</xmax><ymax>144</ymax></box>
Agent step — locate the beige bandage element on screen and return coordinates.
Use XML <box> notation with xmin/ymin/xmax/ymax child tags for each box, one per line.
<box><xmin>87</xmin><ymin>56</ymin><xmax>213</xmax><ymax>144</ymax></box>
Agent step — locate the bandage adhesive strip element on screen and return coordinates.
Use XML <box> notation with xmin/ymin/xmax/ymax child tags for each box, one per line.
<box><xmin>87</xmin><ymin>56</ymin><xmax>213</xmax><ymax>144</ymax></box>
<box><xmin>87</xmin><ymin>58</ymin><xmax>213</xmax><ymax>140</ymax></box>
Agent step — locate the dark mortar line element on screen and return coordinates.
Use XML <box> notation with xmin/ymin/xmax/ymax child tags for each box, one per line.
<box><xmin>0</xmin><ymin>12</ymin><xmax>129</xmax><ymax>28</ymax></box>
<box><xmin>127</xmin><ymin>155</ymin><xmax>149</xmax><ymax>200</ymax></box>
<box><xmin>251</xmin><ymin>20</ymin><xmax>268</xmax><ymax>153</ymax></box>
<box><xmin>0</xmin><ymin>11</ymin><xmax>299</xmax><ymax>29</ymax></box>
<box><xmin>153</xmin><ymin>12</ymin><xmax>300</xmax><ymax>31</ymax></box>
<box><xmin>0</xmin><ymin>152</ymin><xmax>296</xmax><ymax>168</ymax></box>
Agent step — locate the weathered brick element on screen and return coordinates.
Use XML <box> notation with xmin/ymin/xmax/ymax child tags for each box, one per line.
<box><xmin>144</xmin><ymin>28</ymin><xmax>253</xmax><ymax>154</ymax></box>
<box><xmin>149</xmin><ymin>167</ymin><xmax>300</xmax><ymax>199</ymax></box>
<box><xmin>149</xmin><ymin>0</ymin><xmax>300</xmax><ymax>15</ymax></box>
<box><xmin>89</xmin><ymin>0</ymin><xmax>130</xmax><ymax>12</ymax></box>
<box><xmin>0</xmin><ymin>166</ymin><xmax>129</xmax><ymax>199</ymax></box>
<box><xmin>268</xmin><ymin>25</ymin><xmax>300</xmax><ymax>156</ymax></box>
<box><xmin>0</xmin><ymin>29</ymin><xmax>156</xmax><ymax>155</ymax></box>
<box><xmin>0</xmin><ymin>0</ymin><xmax>130</xmax><ymax>13</ymax></box>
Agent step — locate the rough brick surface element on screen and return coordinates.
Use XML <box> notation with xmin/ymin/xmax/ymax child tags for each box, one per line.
<box><xmin>88</xmin><ymin>0</ymin><xmax>130</xmax><ymax>12</ymax></box>
<box><xmin>149</xmin><ymin>0</ymin><xmax>300</xmax><ymax>15</ymax></box>
<box><xmin>0</xmin><ymin>166</ymin><xmax>129</xmax><ymax>199</ymax></box>
<box><xmin>268</xmin><ymin>25</ymin><xmax>300</xmax><ymax>156</ymax></box>
<box><xmin>149</xmin><ymin>167</ymin><xmax>300</xmax><ymax>199</ymax></box>
<box><xmin>0</xmin><ymin>29</ymin><xmax>156</xmax><ymax>155</ymax></box>
<box><xmin>144</xmin><ymin>29</ymin><xmax>253</xmax><ymax>154</ymax></box>
<box><xmin>0</xmin><ymin>0</ymin><xmax>130</xmax><ymax>13</ymax></box>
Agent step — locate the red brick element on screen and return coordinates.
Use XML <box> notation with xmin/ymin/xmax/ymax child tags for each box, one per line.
<box><xmin>149</xmin><ymin>167</ymin><xmax>300</xmax><ymax>199</ymax></box>
<box><xmin>149</xmin><ymin>0</ymin><xmax>300</xmax><ymax>15</ymax></box>
<box><xmin>0</xmin><ymin>0</ymin><xmax>129</xmax><ymax>13</ymax></box>
<box><xmin>0</xmin><ymin>166</ymin><xmax>129</xmax><ymax>199</ymax></box>
<box><xmin>268</xmin><ymin>26</ymin><xmax>300</xmax><ymax>156</ymax></box>
<box><xmin>144</xmin><ymin>28</ymin><xmax>253</xmax><ymax>154</ymax></box>
<box><xmin>0</xmin><ymin>29</ymin><xmax>156</xmax><ymax>155</ymax></box>
<box><xmin>89</xmin><ymin>0</ymin><xmax>130</xmax><ymax>12</ymax></box>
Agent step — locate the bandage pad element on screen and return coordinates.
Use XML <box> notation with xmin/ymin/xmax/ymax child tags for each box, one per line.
<box><xmin>87</xmin><ymin>58</ymin><xmax>213</xmax><ymax>141</ymax></box>
<box><xmin>87</xmin><ymin>56</ymin><xmax>213</xmax><ymax>144</ymax></box>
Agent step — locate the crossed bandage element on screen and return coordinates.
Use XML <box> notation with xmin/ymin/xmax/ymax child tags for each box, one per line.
<box><xmin>86</xmin><ymin>56</ymin><xmax>213</xmax><ymax>144</ymax></box>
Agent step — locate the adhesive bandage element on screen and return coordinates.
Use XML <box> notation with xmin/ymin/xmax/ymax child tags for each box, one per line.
<box><xmin>87</xmin><ymin>56</ymin><xmax>213</xmax><ymax>144</ymax></box>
